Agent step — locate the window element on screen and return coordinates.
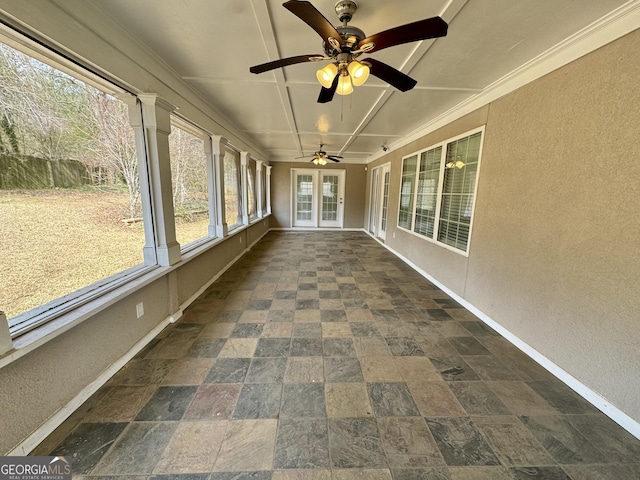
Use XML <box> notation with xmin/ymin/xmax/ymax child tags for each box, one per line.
<box><xmin>0</xmin><ymin>40</ymin><xmax>151</xmax><ymax>336</ymax></box>
<box><xmin>397</xmin><ymin>128</ymin><xmax>483</xmax><ymax>254</ymax></box>
<box><xmin>247</xmin><ymin>159</ymin><xmax>257</xmax><ymax>220</ymax></box>
<box><xmin>398</xmin><ymin>154</ymin><xmax>417</xmax><ymax>230</ymax></box>
<box><xmin>223</xmin><ymin>148</ymin><xmax>242</xmax><ymax>229</ymax></box>
<box><xmin>168</xmin><ymin>118</ymin><xmax>210</xmax><ymax>248</ymax></box>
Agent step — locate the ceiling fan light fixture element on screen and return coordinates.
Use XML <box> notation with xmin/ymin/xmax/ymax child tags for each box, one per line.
<box><xmin>348</xmin><ymin>60</ymin><xmax>369</xmax><ymax>86</ymax></box>
<box><xmin>316</xmin><ymin>63</ymin><xmax>338</xmax><ymax>88</ymax></box>
<box><xmin>336</xmin><ymin>73</ymin><xmax>354</xmax><ymax>95</ymax></box>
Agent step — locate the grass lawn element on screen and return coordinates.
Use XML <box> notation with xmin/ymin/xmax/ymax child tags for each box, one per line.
<box><xmin>0</xmin><ymin>188</ymin><xmax>207</xmax><ymax>321</ymax></box>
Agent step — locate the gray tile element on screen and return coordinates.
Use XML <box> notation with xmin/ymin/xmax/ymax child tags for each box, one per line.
<box><xmin>134</xmin><ymin>386</ymin><xmax>197</xmax><ymax>421</ymax></box>
<box><xmin>323</xmin><ymin>338</ymin><xmax>357</xmax><ymax>357</ymax></box>
<box><xmin>183</xmin><ymin>384</ymin><xmax>241</xmax><ymax>420</ymax></box>
<box><xmin>296</xmin><ymin>299</ymin><xmax>319</xmax><ymax>310</ymax></box>
<box><xmin>425</xmin><ymin>417</ymin><xmax>500</xmax><ymax>467</ymax></box>
<box><xmin>320</xmin><ymin>310</ymin><xmax>347</xmax><ymax>322</ymax></box>
<box><xmin>92</xmin><ymin>422</ymin><xmax>177</xmax><ymax>475</ymax></box>
<box><xmin>391</xmin><ymin>468</ymin><xmax>451</xmax><ymax>480</ymax></box>
<box><xmin>231</xmin><ymin>323</ymin><xmax>265</xmax><ymax>338</ymax></box>
<box><xmin>526</xmin><ymin>381</ymin><xmax>600</xmax><ymax>414</ymax></box>
<box><xmin>349</xmin><ymin>323</ymin><xmax>380</xmax><ymax>337</ymax></box>
<box><xmin>430</xmin><ymin>357</ymin><xmax>481</xmax><ymax>381</ymax></box>
<box><xmin>187</xmin><ymin>338</ymin><xmax>226</xmax><ymax>358</ymax></box>
<box><xmin>386</xmin><ymin>338</ymin><xmax>426</xmax><ymax>356</ymax></box>
<box><xmin>111</xmin><ymin>359</ymin><xmax>176</xmax><ymax>385</ymax></box>
<box><xmin>205</xmin><ymin>358</ymin><xmax>251</xmax><ymax>383</ymax></box>
<box><xmin>565</xmin><ymin>414</ymin><xmax>640</xmax><ymax>464</ymax></box>
<box><xmin>290</xmin><ymin>338</ymin><xmax>323</xmax><ymax>356</ymax></box>
<box><xmin>245</xmin><ymin>357</ymin><xmax>288</xmax><ymax>383</ymax></box>
<box><xmin>254</xmin><ymin>338</ymin><xmax>291</xmax><ymax>357</ymax></box>
<box><xmin>248</xmin><ymin>300</ymin><xmax>272</xmax><ymax>310</ymax></box>
<box><xmin>520</xmin><ymin>415</ymin><xmax>607</xmax><ymax>465</ymax></box>
<box><xmin>210</xmin><ymin>473</ymin><xmax>271</xmax><ymax>480</ymax></box>
<box><xmin>510</xmin><ymin>467</ymin><xmax>571</xmax><ymax>480</ymax></box>
<box><xmin>448</xmin><ymin>337</ymin><xmax>490</xmax><ymax>356</ymax></box>
<box><xmin>281</xmin><ymin>383</ymin><xmax>326</xmax><ymax>417</ymax></box>
<box><xmin>329</xmin><ymin>418</ymin><xmax>387</xmax><ymax>468</ymax></box>
<box><xmin>274</xmin><ymin>418</ymin><xmax>330</xmax><ymax>469</ymax></box>
<box><xmin>367</xmin><ymin>383</ymin><xmax>420</xmax><ymax>417</ymax></box>
<box><xmin>447</xmin><ymin>382</ymin><xmax>511</xmax><ymax>415</ymax></box>
<box><xmin>292</xmin><ymin>323</ymin><xmax>322</xmax><ymax>338</ymax></box>
<box><xmin>51</xmin><ymin>422</ymin><xmax>128</xmax><ymax>474</ymax></box>
<box><xmin>233</xmin><ymin>383</ymin><xmax>282</xmax><ymax>419</ymax></box>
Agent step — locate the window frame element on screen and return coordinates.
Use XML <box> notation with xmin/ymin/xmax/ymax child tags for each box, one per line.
<box><xmin>396</xmin><ymin>126</ymin><xmax>485</xmax><ymax>256</ymax></box>
<box><xmin>0</xmin><ymin>28</ymin><xmax>162</xmax><ymax>339</ymax></box>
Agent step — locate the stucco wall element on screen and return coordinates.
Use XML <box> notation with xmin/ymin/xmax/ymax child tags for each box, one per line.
<box><xmin>366</xmin><ymin>29</ymin><xmax>640</xmax><ymax>422</ymax></box>
<box><xmin>270</xmin><ymin>162</ymin><xmax>367</xmax><ymax>229</ymax></box>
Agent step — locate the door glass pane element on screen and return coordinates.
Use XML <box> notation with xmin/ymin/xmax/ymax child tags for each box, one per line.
<box><xmin>381</xmin><ymin>170</ymin><xmax>390</xmax><ymax>231</ymax></box>
<box><xmin>322</xmin><ymin>175</ymin><xmax>338</xmax><ymax>221</ymax></box>
<box><xmin>296</xmin><ymin>174</ymin><xmax>313</xmax><ymax>220</ymax></box>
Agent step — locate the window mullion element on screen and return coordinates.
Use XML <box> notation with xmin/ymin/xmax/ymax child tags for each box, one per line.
<box><xmin>433</xmin><ymin>144</ymin><xmax>447</xmax><ymax>242</ymax></box>
<box><xmin>212</xmin><ymin>135</ymin><xmax>229</xmax><ymax>237</ymax></box>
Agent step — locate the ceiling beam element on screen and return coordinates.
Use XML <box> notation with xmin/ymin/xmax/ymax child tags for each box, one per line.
<box><xmin>250</xmin><ymin>0</ymin><xmax>303</xmax><ymax>156</ymax></box>
<box><xmin>336</xmin><ymin>0</ymin><xmax>471</xmax><ymax>157</ymax></box>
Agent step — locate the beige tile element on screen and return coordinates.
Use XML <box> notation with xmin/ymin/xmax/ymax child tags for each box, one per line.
<box><xmin>407</xmin><ymin>382</ymin><xmax>466</xmax><ymax>417</ymax></box>
<box><xmin>84</xmin><ymin>385</ymin><xmax>157</xmax><ymax>422</ymax></box>
<box><xmin>213</xmin><ymin>419</ymin><xmax>277</xmax><ymax>471</ymax></box>
<box><xmin>318</xmin><ymin>282</ymin><xmax>339</xmax><ymax>290</ymax></box>
<box><xmin>271</xmin><ymin>299</ymin><xmax>296</xmax><ymax>310</ymax></box>
<box><xmin>360</xmin><ymin>356</ymin><xmax>402</xmax><ymax>382</ymax></box>
<box><xmin>377</xmin><ymin>322</ymin><xmax>414</xmax><ymax>337</ymax></box>
<box><xmin>487</xmin><ymin>381</ymin><xmax>558</xmax><ymax>415</ymax></box>
<box><xmin>332</xmin><ymin>469</ymin><xmax>392</xmax><ymax>480</ymax></box>
<box><xmin>448</xmin><ymin>466</ymin><xmax>514</xmax><ymax>480</ymax></box>
<box><xmin>294</xmin><ymin>310</ymin><xmax>321</xmax><ymax>323</ymax></box>
<box><xmin>285</xmin><ymin>357</ymin><xmax>324</xmax><ymax>383</ymax></box>
<box><xmin>378</xmin><ymin>417</ymin><xmax>445</xmax><ymax>467</ymax></box>
<box><xmin>217</xmin><ymin>338</ymin><xmax>258</xmax><ymax>358</ymax></box>
<box><xmin>162</xmin><ymin>358</ymin><xmax>215</xmax><ymax>385</ymax></box>
<box><xmin>366</xmin><ymin>299</ymin><xmax>395</xmax><ymax>310</ymax></box>
<box><xmin>239</xmin><ymin>311</ymin><xmax>269</xmax><ymax>323</ymax></box>
<box><xmin>353</xmin><ymin>337</ymin><xmax>392</xmax><ymax>357</ymax></box>
<box><xmin>223</xmin><ymin>299</ymin><xmax>249</xmax><ymax>310</ymax></box>
<box><xmin>154</xmin><ymin>420</ymin><xmax>230</xmax><ymax>473</ymax></box>
<box><xmin>319</xmin><ymin>299</ymin><xmax>344</xmax><ymax>310</ymax></box>
<box><xmin>277</xmin><ymin>282</ymin><xmax>298</xmax><ymax>291</ymax></box>
<box><xmin>262</xmin><ymin>322</ymin><xmax>293</xmax><ymax>338</ymax></box>
<box><xmin>346</xmin><ymin>310</ymin><xmax>375</xmax><ymax>322</ymax></box>
<box><xmin>430</xmin><ymin>321</ymin><xmax>472</xmax><ymax>337</ymax></box>
<box><xmin>394</xmin><ymin>357</ymin><xmax>441</xmax><ymax>382</ymax></box>
<box><xmin>325</xmin><ymin>383</ymin><xmax>373</xmax><ymax>418</ymax></box>
<box><xmin>199</xmin><ymin>323</ymin><xmax>235</xmax><ymax>338</ymax></box>
<box><xmin>321</xmin><ymin>323</ymin><xmax>352</xmax><ymax>337</ymax></box>
<box><xmin>227</xmin><ymin>290</ymin><xmax>253</xmax><ymax>300</ymax></box>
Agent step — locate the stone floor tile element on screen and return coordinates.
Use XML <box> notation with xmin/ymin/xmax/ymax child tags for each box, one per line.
<box><xmin>205</xmin><ymin>358</ymin><xmax>251</xmax><ymax>383</ymax></box>
<box><xmin>329</xmin><ymin>418</ymin><xmax>387</xmax><ymax>469</ymax></box>
<box><xmin>153</xmin><ymin>421</ymin><xmax>230</xmax><ymax>473</ymax></box>
<box><xmin>183</xmin><ymin>384</ymin><xmax>241</xmax><ymax>420</ymax></box>
<box><xmin>377</xmin><ymin>416</ymin><xmax>445</xmax><ymax>467</ymax></box>
<box><xmin>360</xmin><ymin>356</ymin><xmax>401</xmax><ymax>382</ymax></box>
<box><xmin>509</xmin><ymin>467</ymin><xmax>571</xmax><ymax>480</ymax></box>
<box><xmin>273</xmin><ymin>418</ymin><xmax>330</xmax><ymax>469</ymax></box>
<box><xmin>233</xmin><ymin>383</ymin><xmax>282</xmax><ymax>419</ymax></box>
<box><xmin>50</xmin><ymin>422</ymin><xmax>128</xmax><ymax>474</ymax></box>
<box><xmin>271</xmin><ymin>470</ymin><xmax>331</xmax><ymax>480</ymax></box>
<box><xmin>199</xmin><ymin>322</ymin><xmax>236</xmax><ymax>338</ymax></box>
<box><xmin>254</xmin><ymin>338</ymin><xmax>291</xmax><ymax>357</ymax></box>
<box><xmin>213</xmin><ymin>419</ymin><xmax>278</xmax><ymax>472</ymax></box>
<box><xmin>284</xmin><ymin>356</ymin><xmax>324</xmax><ymax>383</ymax></box>
<box><xmin>162</xmin><ymin>358</ymin><xmax>216</xmax><ymax>385</ymax></box>
<box><xmin>261</xmin><ymin>322</ymin><xmax>293</xmax><ymax>338</ymax></box>
<box><xmin>447</xmin><ymin>466</ymin><xmax>513</xmax><ymax>480</ymax></box>
<box><xmin>325</xmin><ymin>382</ymin><xmax>373</xmax><ymax>418</ymax></box>
<box><xmin>281</xmin><ymin>383</ymin><xmax>326</xmax><ymax>417</ymax></box>
<box><xmin>92</xmin><ymin>422</ymin><xmax>177</xmax><ymax>475</ymax></box>
<box><xmin>83</xmin><ymin>385</ymin><xmax>157</xmax><ymax>422</ymax></box>
<box><xmin>425</xmin><ymin>417</ymin><xmax>500</xmax><ymax>467</ymax></box>
<box><xmin>394</xmin><ymin>357</ymin><xmax>441</xmax><ymax>382</ymax></box>
<box><xmin>332</xmin><ymin>469</ymin><xmax>393</xmax><ymax>480</ymax></box>
<box><xmin>134</xmin><ymin>385</ymin><xmax>197</xmax><ymax>421</ymax></box>
<box><xmin>321</xmin><ymin>322</ymin><xmax>352</xmax><ymax>337</ymax></box>
<box><xmin>187</xmin><ymin>338</ymin><xmax>227</xmax><ymax>358</ymax></box>
<box><xmin>407</xmin><ymin>382</ymin><xmax>466</xmax><ymax>417</ymax></box>
<box><xmin>323</xmin><ymin>357</ymin><xmax>364</xmax><ymax>382</ymax></box>
<box><xmin>448</xmin><ymin>382</ymin><xmax>511</xmax><ymax>415</ymax></box>
<box><xmin>217</xmin><ymin>338</ymin><xmax>258</xmax><ymax>358</ymax></box>
<box><xmin>487</xmin><ymin>381</ymin><xmax>557</xmax><ymax>416</ymax></box>
<box><xmin>367</xmin><ymin>382</ymin><xmax>420</xmax><ymax>417</ymax></box>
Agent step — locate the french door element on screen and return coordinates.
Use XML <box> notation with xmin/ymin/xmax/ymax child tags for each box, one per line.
<box><xmin>369</xmin><ymin>163</ymin><xmax>391</xmax><ymax>241</ymax></box>
<box><xmin>292</xmin><ymin>169</ymin><xmax>345</xmax><ymax>228</ymax></box>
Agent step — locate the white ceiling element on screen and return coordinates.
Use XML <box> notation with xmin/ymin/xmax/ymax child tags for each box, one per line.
<box><xmin>87</xmin><ymin>0</ymin><xmax>630</xmax><ymax>163</ymax></box>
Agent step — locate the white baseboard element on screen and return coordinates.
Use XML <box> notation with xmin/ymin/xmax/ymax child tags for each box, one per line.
<box><xmin>366</xmin><ymin>232</ymin><xmax>640</xmax><ymax>440</ymax></box>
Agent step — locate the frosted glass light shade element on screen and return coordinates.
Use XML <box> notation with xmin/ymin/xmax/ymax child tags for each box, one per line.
<box><xmin>336</xmin><ymin>74</ymin><xmax>354</xmax><ymax>95</ymax></box>
<box><xmin>348</xmin><ymin>61</ymin><xmax>370</xmax><ymax>86</ymax></box>
<box><xmin>316</xmin><ymin>63</ymin><xmax>338</xmax><ymax>88</ymax></box>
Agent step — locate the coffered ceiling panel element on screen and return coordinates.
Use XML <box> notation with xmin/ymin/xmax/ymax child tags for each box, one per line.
<box><xmin>88</xmin><ymin>0</ymin><xmax>634</xmax><ymax>163</ymax></box>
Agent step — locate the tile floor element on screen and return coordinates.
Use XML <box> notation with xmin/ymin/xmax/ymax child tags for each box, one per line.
<box><xmin>36</xmin><ymin>232</ymin><xmax>640</xmax><ymax>479</ymax></box>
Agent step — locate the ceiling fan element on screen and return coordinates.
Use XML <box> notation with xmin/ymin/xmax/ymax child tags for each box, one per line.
<box><xmin>249</xmin><ymin>0</ymin><xmax>448</xmax><ymax>103</ymax></box>
<box><xmin>297</xmin><ymin>144</ymin><xmax>343</xmax><ymax>164</ymax></box>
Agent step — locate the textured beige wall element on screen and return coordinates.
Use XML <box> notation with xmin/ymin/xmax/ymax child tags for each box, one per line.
<box><xmin>467</xmin><ymin>29</ymin><xmax>640</xmax><ymax>419</ymax></box>
<box><xmin>270</xmin><ymin>162</ymin><xmax>367</xmax><ymax>229</ymax></box>
<box><xmin>369</xmin><ymin>30</ymin><xmax>640</xmax><ymax>421</ymax></box>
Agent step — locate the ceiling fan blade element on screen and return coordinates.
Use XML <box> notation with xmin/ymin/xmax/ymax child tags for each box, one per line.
<box><xmin>284</xmin><ymin>1</ymin><xmax>344</xmax><ymax>47</ymax></box>
<box><xmin>317</xmin><ymin>73</ymin><xmax>340</xmax><ymax>103</ymax></box>
<box><xmin>364</xmin><ymin>58</ymin><xmax>417</xmax><ymax>92</ymax></box>
<box><xmin>250</xmin><ymin>54</ymin><xmax>324</xmax><ymax>74</ymax></box>
<box><xmin>327</xmin><ymin>155</ymin><xmax>343</xmax><ymax>159</ymax></box>
<box><xmin>328</xmin><ymin>157</ymin><xmax>341</xmax><ymax>163</ymax></box>
<box><xmin>358</xmin><ymin>16</ymin><xmax>447</xmax><ymax>53</ymax></box>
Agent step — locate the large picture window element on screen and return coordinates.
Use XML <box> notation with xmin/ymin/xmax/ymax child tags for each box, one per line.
<box><xmin>168</xmin><ymin>117</ymin><xmax>210</xmax><ymax>248</ymax></box>
<box><xmin>0</xmin><ymin>41</ymin><xmax>151</xmax><ymax>336</ymax></box>
<box><xmin>223</xmin><ymin>149</ymin><xmax>242</xmax><ymax>230</ymax></box>
<box><xmin>397</xmin><ymin>128</ymin><xmax>483</xmax><ymax>254</ymax></box>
